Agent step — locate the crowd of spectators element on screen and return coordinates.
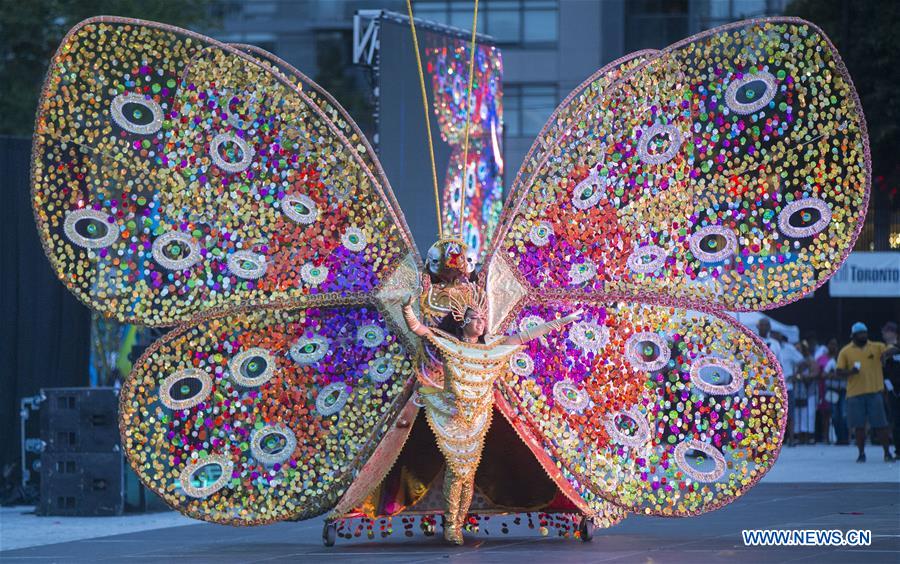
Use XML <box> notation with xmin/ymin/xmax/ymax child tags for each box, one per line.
<box><xmin>756</xmin><ymin>318</ymin><xmax>900</xmax><ymax>462</ymax></box>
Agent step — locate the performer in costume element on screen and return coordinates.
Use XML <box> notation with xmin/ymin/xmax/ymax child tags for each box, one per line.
<box><xmin>402</xmin><ymin>284</ymin><xmax>580</xmax><ymax>543</ymax></box>
<box><xmin>30</xmin><ymin>11</ymin><xmax>870</xmax><ymax>546</ymax></box>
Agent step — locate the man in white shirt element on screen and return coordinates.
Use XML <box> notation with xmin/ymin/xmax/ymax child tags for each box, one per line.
<box><xmin>758</xmin><ymin>318</ymin><xmax>784</xmax><ymax>379</ymax></box>
<box><xmin>758</xmin><ymin>318</ymin><xmax>790</xmax><ymax>442</ymax></box>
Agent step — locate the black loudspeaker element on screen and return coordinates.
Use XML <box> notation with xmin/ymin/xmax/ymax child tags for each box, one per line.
<box><xmin>39</xmin><ymin>387</ymin><xmax>124</xmax><ymax>516</ymax></box>
<box><xmin>41</xmin><ymin>388</ymin><xmax>120</xmax><ymax>453</ymax></box>
<box><xmin>39</xmin><ymin>453</ymin><xmax>124</xmax><ymax>516</ymax></box>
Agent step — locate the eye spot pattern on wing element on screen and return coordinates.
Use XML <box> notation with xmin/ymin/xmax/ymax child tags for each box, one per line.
<box><xmin>280</xmin><ymin>194</ymin><xmax>318</xmax><ymax>224</ymax></box>
<box><xmin>569</xmin><ymin>320</ymin><xmax>609</xmax><ymax>353</ymax></box>
<box><xmin>341</xmin><ymin>227</ymin><xmax>367</xmax><ymax>252</ymax></box>
<box><xmin>229</xmin><ymin>347</ymin><xmax>275</xmax><ymax>387</ymax></box>
<box><xmin>209</xmin><ymin>132</ymin><xmax>254</xmax><ymax>173</ymax></box>
<box><xmin>568</xmin><ymin>258</ymin><xmax>598</xmax><ymax>285</ymax></box>
<box><xmin>688</xmin><ymin>225</ymin><xmax>738</xmax><ymax>263</ymax></box>
<box><xmin>357</xmin><ymin>324</ymin><xmax>385</xmax><ymax>348</ymax></box>
<box><xmin>368</xmin><ymin>355</ymin><xmax>395</xmax><ymax>383</ymax></box>
<box><xmin>63</xmin><ymin>208</ymin><xmax>119</xmax><ymax>249</ymax></box>
<box><xmin>509</xmin><ymin>352</ymin><xmax>535</xmax><ymax>377</ymax></box>
<box><xmin>227</xmin><ymin>251</ymin><xmax>267</xmax><ymax>280</ymax></box>
<box><xmin>300</xmin><ymin>263</ymin><xmax>328</xmax><ymax>286</ymax></box>
<box><xmin>529</xmin><ymin>221</ymin><xmax>553</xmax><ymax>246</ymax></box>
<box><xmin>624</xmin><ymin>331</ymin><xmax>671</xmax><ymax>372</ymax></box>
<box><xmin>553</xmin><ymin>380</ymin><xmax>590</xmax><ymax>413</ymax></box>
<box><xmin>572</xmin><ymin>171</ymin><xmax>603</xmax><ymax>210</ymax></box>
<box><xmin>627</xmin><ymin>244</ymin><xmax>667</xmax><ymax>274</ymax></box>
<box><xmin>518</xmin><ymin>315</ymin><xmax>545</xmax><ymax>334</ymax></box>
<box><xmin>152</xmin><ymin>231</ymin><xmax>202</xmax><ymax>270</ymax></box>
<box><xmin>250</xmin><ymin>425</ymin><xmax>297</xmax><ymax>466</ymax></box>
<box><xmin>673</xmin><ymin>439</ymin><xmax>727</xmax><ymax>482</ymax></box>
<box><xmin>637</xmin><ymin>123</ymin><xmax>683</xmax><ymax>165</ymax></box>
<box><xmin>159</xmin><ymin>368</ymin><xmax>212</xmax><ymax>410</ymax></box>
<box><xmin>777</xmin><ymin>197</ymin><xmax>832</xmax><ymax>238</ymax></box>
<box><xmin>690</xmin><ymin>356</ymin><xmax>744</xmax><ymax>395</ymax></box>
<box><xmin>180</xmin><ymin>455</ymin><xmax>233</xmax><ymax>498</ymax></box>
<box><xmin>289</xmin><ymin>335</ymin><xmax>328</xmax><ymax>365</ymax></box>
<box><xmin>316</xmin><ymin>382</ymin><xmax>350</xmax><ymax>417</ymax></box>
<box><xmin>603</xmin><ymin>407</ymin><xmax>651</xmax><ymax>447</ymax></box>
<box><xmin>724</xmin><ymin>70</ymin><xmax>777</xmax><ymax>115</ymax></box>
<box><xmin>110</xmin><ymin>92</ymin><xmax>163</xmax><ymax>135</ymax></box>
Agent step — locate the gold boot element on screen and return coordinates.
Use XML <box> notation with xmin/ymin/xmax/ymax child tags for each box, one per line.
<box><xmin>443</xmin><ymin>523</ymin><xmax>463</xmax><ymax>545</ymax></box>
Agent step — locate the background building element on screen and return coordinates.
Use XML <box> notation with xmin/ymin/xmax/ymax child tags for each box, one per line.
<box><xmin>209</xmin><ymin>0</ymin><xmax>787</xmax><ymax>194</ymax></box>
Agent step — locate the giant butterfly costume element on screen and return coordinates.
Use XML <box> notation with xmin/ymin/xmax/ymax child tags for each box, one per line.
<box><xmin>32</xmin><ymin>16</ymin><xmax>868</xmax><ymax>545</ymax></box>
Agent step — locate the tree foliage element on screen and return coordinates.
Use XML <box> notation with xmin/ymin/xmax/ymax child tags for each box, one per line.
<box><xmin>787</xmin><ymin>0</ymin><xmax>900</xmax><ymax>210</ymax></box>
<box><xmin>0</xmin><ymin>0</ymin><xmax>220</xmax><ymax>136</ymax></box>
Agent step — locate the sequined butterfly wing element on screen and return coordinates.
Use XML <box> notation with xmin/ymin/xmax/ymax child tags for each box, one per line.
<box><xmin>495</xmin><ymin>298</ymin><xmax>784</xmax><ymax>516</ymax></box>
<box><xmin>121</xmin><ymin>299</ymin><xmax>419</xmax><ymax>524</ymax></box>
<box><xmin>229</xmin><ymin>43</ymin><xmax>410</xmax><ymax>224</ymax></box>
<box><xmin>32</xmin><ymin>17</ymin><xmax>420</xmax><ymax>326</ymax></box>
<box><xmin>501</xmin><ymin>49</ymin><xmax>657</xmax><ymax>213</ymax></box>
<box><xmin>486</xmin><ymin>18</ymin><xmax>868</xmax><ymax>315</ymax></box>
<box><xmin>483</xmin><ymin>18</ymin><xmax>865</xmax><ymax>516</ymax></box>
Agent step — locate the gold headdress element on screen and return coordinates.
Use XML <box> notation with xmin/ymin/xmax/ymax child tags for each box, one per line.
<box><xmin>447</xmin><ymin>283</ymin><xmax>487</xmax><ymax>323</ymax></box>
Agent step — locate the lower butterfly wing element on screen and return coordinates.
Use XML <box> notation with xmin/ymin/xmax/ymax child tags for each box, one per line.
<box><xmin>494</xmin><ymin>298</ymin><xmax>785</xmax><ymax>516</ymax></box>
<box><xmin>120</xmin><ymin>299</ymin><xmax>420</xmax><ymax>524</ymax></box>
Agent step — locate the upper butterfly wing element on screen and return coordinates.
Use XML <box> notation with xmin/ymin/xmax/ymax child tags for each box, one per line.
<box><xmin>121</xmin><ymin>299</ymin><xmax>419</xmax><ymax>524</ymax></box>
<box><xmin>32</xmin><ymin>17</ymin><xmax>419</xmax><ymax>326</ymax></box>
<box><xmin>485</xmin><ymin>18</ymin><xmax>868</xmax><ymax>327</ymax></box>
<box><xmin>501</xmin><ymin>49</ymin><xmax>657</xmax><ymax>213</ymax></box>
<box><xmin>230</xmin><ymin>43</ymin><xmax>411</xmax><ymax>227</ymax></box>
<box><xmin>495</xmin><ymin>298</ymin><xmax>784</xmax><ymax>516</ymax></box>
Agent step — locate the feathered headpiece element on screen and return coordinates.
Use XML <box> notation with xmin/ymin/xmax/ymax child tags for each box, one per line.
<box><xmin>447</xmin><ymin>283</ymin><xmax>487</xmax><ymax>325</ymax></box>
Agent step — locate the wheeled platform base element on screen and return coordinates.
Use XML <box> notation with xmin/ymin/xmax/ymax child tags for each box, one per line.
<box><xmin>321</xmin><ymin>513</ymin><xmax>595</xmax><ymax>546</ymax></box>
<box><xmin>578</xmin><ymin>515</ymin><xmax>594</xmax><ymax>542</ymax></box>
<box><xmin>322</xmin><ymin>520</ymin><xmax>336</xmax><ymax>547</ymax></box>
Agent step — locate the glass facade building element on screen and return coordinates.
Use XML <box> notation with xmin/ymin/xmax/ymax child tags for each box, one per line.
<box><xmin>208</xmin><ymin>0</ymin><xmax>787</xmax><ymax>197</ymax></box>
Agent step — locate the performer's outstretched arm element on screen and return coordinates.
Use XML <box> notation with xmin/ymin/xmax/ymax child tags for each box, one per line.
<box><xmin>504</xmin><ymin>310</ymin><xmax>582</xmax><ymax>346</ymax></box>
<box><xmin>503</xmin><ymin>309</ymin><xmax>582</xmax><ymax>345</ymax></box>
<box><xmin>403</xmin><ymin>297</ymin><xmax>433</xmax><ymax>338</ymax></box>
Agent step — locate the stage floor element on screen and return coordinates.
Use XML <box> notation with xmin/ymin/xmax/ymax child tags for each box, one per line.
<box><xmin>1</xmin><ymin>482</ymin><xmax>898</xmax><ymax>563</ymax></box>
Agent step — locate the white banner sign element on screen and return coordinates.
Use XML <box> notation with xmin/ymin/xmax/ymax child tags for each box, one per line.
<box><xmin>828</xmin><ymin>252</ymin><xmax>900</xmax><ymax>297</ymax></box>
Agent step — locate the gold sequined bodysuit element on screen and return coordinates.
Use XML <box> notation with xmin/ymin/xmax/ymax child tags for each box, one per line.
<box><xmin>418</xmin><ymin>328</ymin><xmax>520</xmax><ymax>543</ymax></box>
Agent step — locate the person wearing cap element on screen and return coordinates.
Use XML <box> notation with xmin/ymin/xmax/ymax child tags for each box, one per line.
<box><xmin>836</xmin><ymin>322</ymin><xmax>900</xmax><ymax>462</ymax></box>
<box><xmin>882</xmin><ymin>321</ymin><xmax>900</xmax><ymax>455</ymax></box>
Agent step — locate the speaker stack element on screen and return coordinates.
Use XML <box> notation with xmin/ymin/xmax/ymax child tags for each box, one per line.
<box><xmin>39</xmin><ymin>387</ymin><xmax>124</xmax><ymax>516</ymax></box>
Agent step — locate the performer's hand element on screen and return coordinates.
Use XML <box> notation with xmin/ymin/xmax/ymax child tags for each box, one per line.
<box><xmin>405</xmin><ymin>295</ymin><xmax>416</xmax><ymax>307</ymax></box>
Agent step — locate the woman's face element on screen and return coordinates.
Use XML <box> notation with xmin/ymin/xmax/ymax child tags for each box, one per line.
<box><xmin>462</xmin><ymin>309</ymin><xmax>486</xmax><ymax>339</ymax></box>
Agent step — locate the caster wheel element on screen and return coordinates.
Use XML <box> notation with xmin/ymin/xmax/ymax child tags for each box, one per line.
<box><xmin>578</xmin><ymin>516</ymin><xmax>594</xmax><ymax>543</ymax></box>
<box><xmin>323</xmin><ymin>521</ymin><xmax>337</xmax><ymax>547</ymax></box>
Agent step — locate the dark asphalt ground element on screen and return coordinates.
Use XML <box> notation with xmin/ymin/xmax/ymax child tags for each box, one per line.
<box><xmin>1</xmin><ymin>483</ymin><xmax>898</xmax><ymax>563</ymax></box>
